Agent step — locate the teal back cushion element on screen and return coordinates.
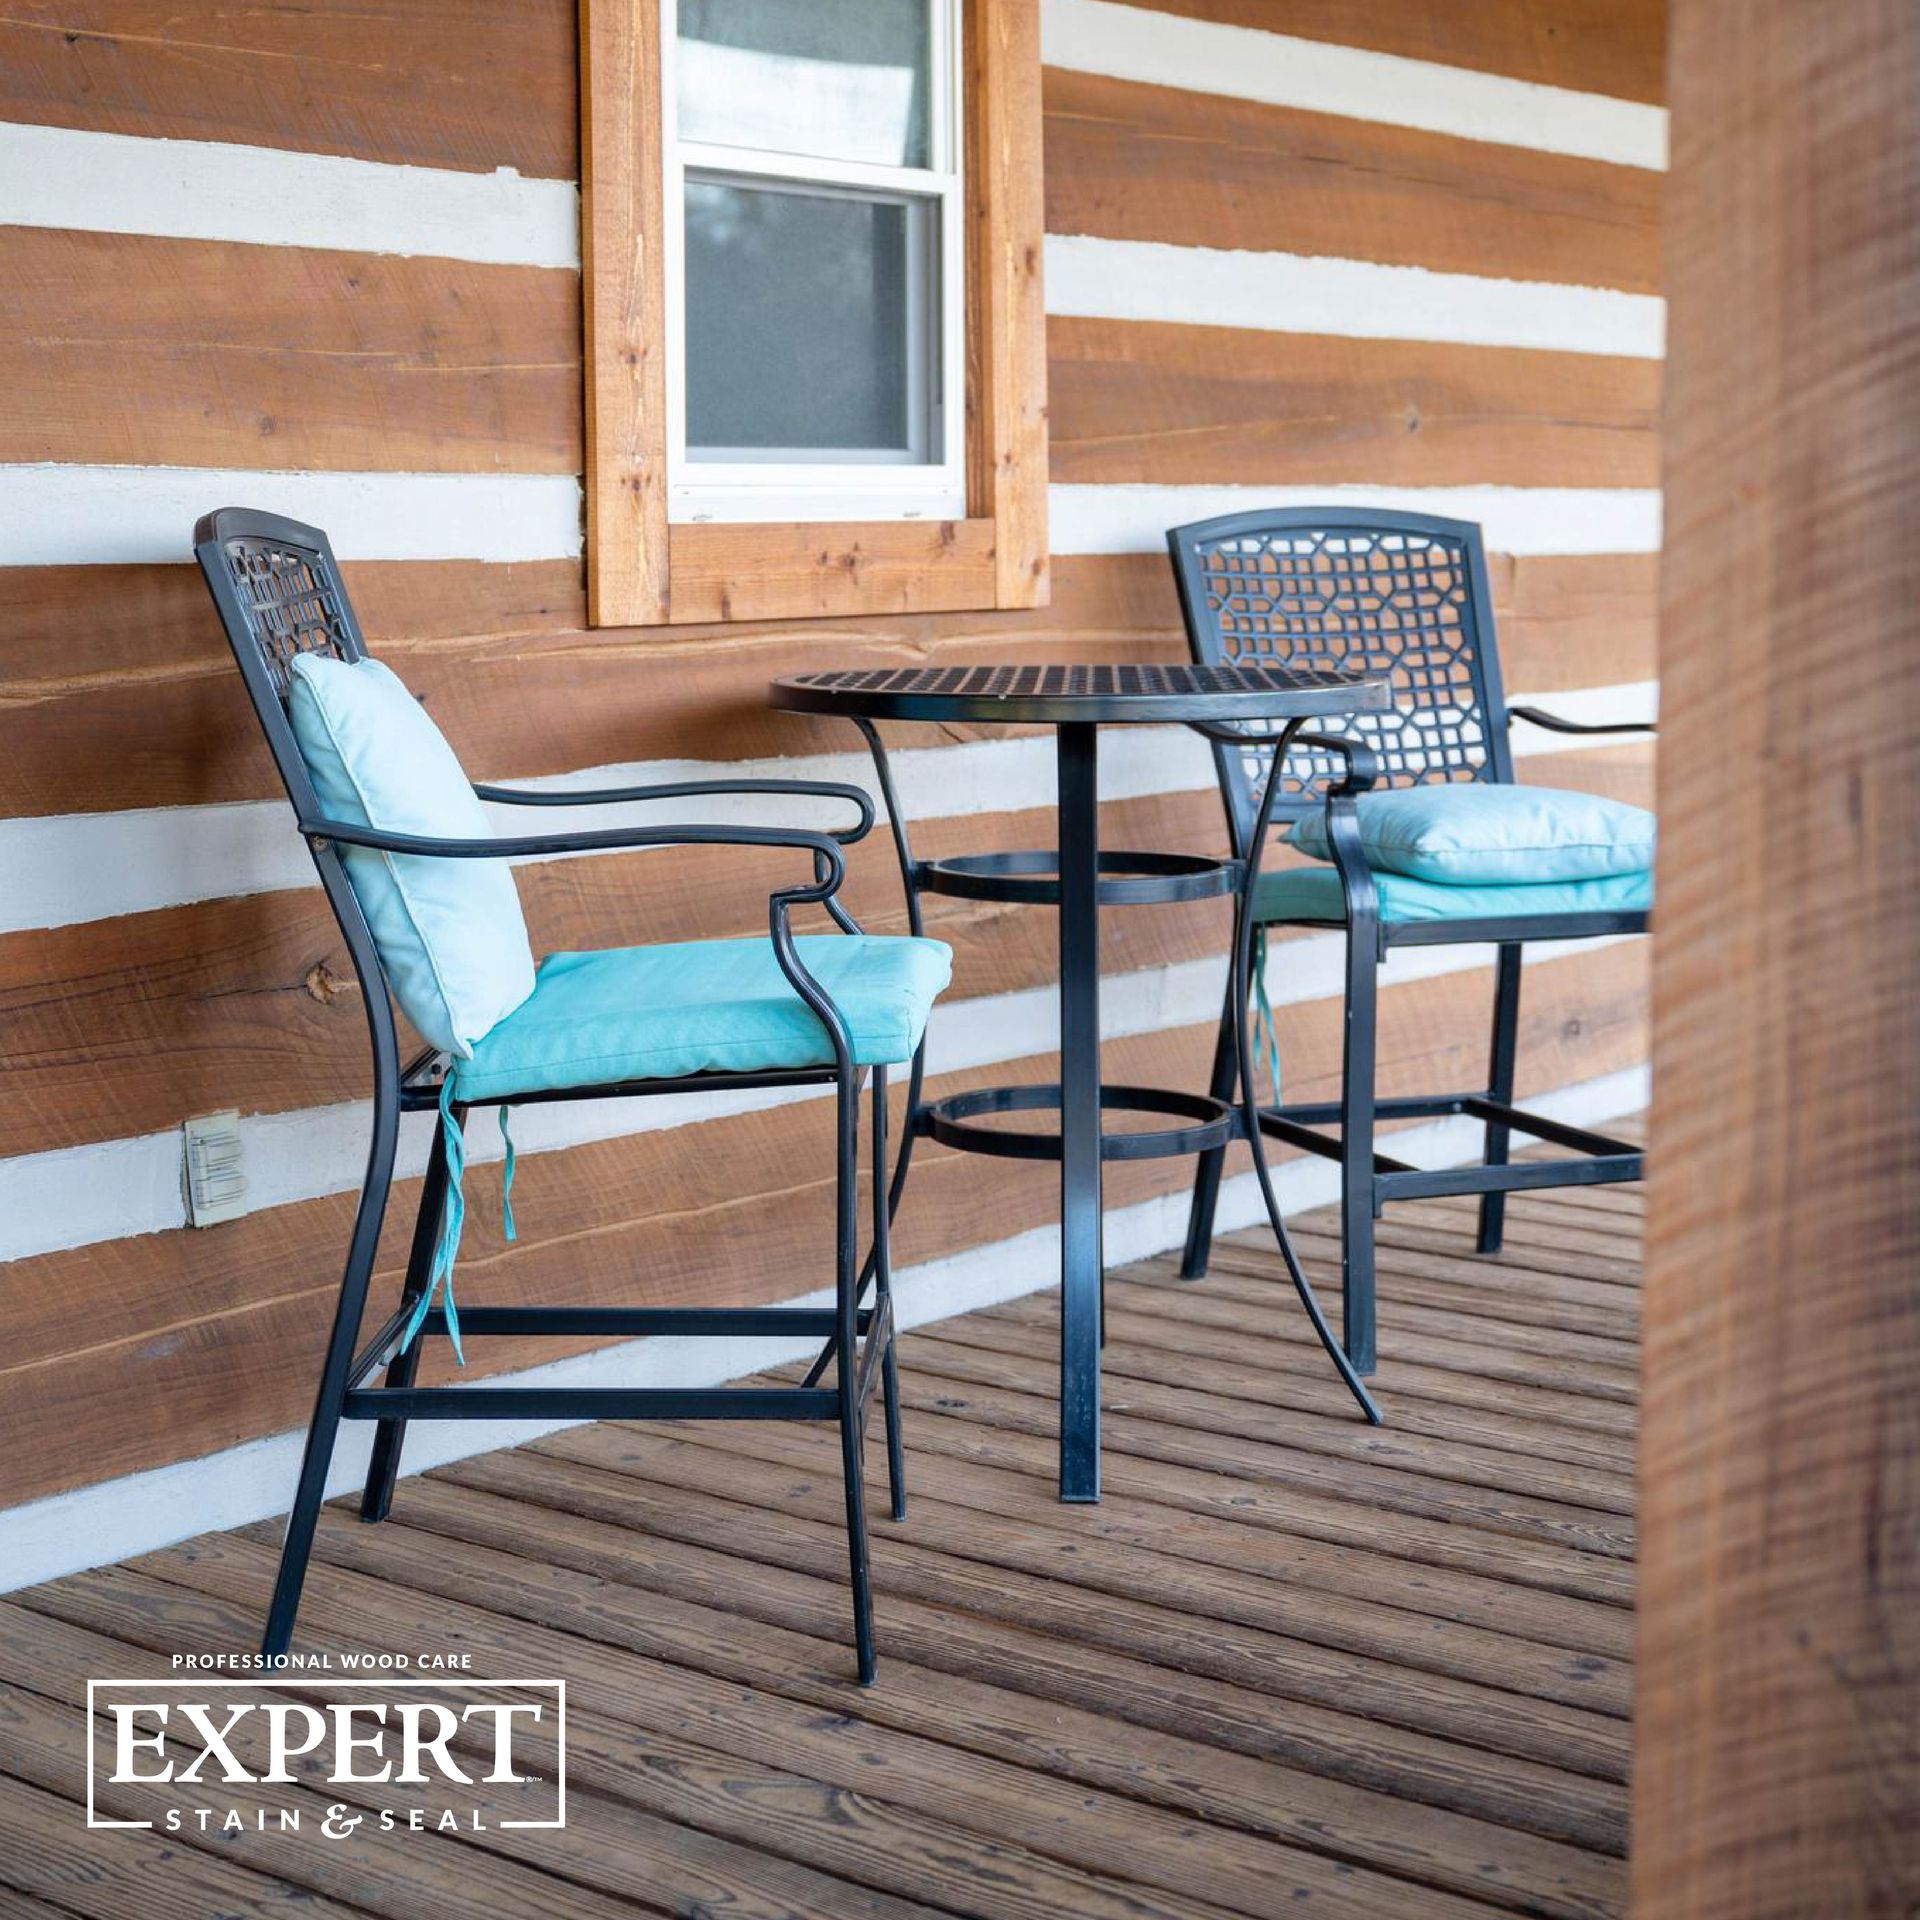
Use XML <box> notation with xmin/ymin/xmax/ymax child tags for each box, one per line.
<box><xmin>1287</xmin><ymin>782</ymin><xmax>1656</xmax><ymax>885</ymax></box>
<box><xmin>289</xmin><ymin>654</ymin><xmax>535</xmax><ymax>1056</ymax></box>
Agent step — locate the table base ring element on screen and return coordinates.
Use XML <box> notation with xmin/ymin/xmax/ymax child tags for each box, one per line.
<box><xmin>915</xmin><ymin>848</ymin><xmax>1238</xmax><ymax>906</ymax></box>
<box><xmin>920</xmin><ymin>1082</ymin><xmax>1236</xmax><ymax>1163</ymax></box>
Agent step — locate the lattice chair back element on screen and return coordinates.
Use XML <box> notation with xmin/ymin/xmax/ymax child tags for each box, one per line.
<box><xmin>195</xmin><ymin>507</ymin><xmax>407</xmax><ymax>1071</ymax></box>
<box><xmin>1167</xmin><ymin>508</ymin><xmax>1516</xmax><ymax>849</ymax></box>
<box><xmin>194</xmin><ymin>506</ymin><xmax>371</xmax><ymax>828</ymax></box>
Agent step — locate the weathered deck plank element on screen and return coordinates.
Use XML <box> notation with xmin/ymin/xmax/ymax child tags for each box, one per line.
<box><xmin>3</xmin><ymin>1177</ymin><xmax>1641</xmax><ymax>1919</ymax></box>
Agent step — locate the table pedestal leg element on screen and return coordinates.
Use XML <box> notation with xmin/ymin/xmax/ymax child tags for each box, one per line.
<box><xmin>1057</xmin><ymin>723</ymin><xmax>1102</xmax><ymax>1502</ymax></box>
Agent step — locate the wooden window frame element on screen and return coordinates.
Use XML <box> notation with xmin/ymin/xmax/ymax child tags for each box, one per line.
<box><xmin>581</xmin><ymin>0</ymin><xmax>1048</xmax><ymax>628</ymax></box>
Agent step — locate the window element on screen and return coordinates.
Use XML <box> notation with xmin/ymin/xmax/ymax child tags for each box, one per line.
<box><xmin>582</xmin><ymin>0</ymin><xmax>1047</xmax><ymax>626</ymax></box>
<box><xmin>665</xmin><ymin>0</ymin><xmax>967</xmax><ymax>524</ymax></box>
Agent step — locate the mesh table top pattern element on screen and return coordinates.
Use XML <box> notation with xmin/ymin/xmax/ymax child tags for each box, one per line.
<box><xmin>771</xmin><ymin>662</ymin><xmax>1389</xmax><ymax>725</ymax></box>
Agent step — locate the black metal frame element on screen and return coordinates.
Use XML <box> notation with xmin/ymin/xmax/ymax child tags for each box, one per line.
<box><xmin>770</xmin><ymin>667</ymin><xmax>1392</xmax><ymax>1499</ymax></box>
<box><xmin>196</xmin><ymin>507</ymin><xmax>905</xmax><ymax>1684</ymax></box>
<box><xmin>1169</xmin><ymin>507</ymin><xmax>1652</xmax><ymax>1377</ymax></box>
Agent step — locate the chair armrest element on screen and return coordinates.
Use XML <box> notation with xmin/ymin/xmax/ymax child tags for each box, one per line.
<box><xmin>1507</xmin><ymin>704</ymin><xmax>1657</xmax><ymax>738</ymax></box>
<box><xmin>471</xmin><ymin>776</ymin><xmax>876</xmax><ymax>844</ymax></box>
<box><xmin>297</xmin><ymin>813</ymin><xmax>845</xmax><ymax>878</ymax></box>
<box><xmin>303</xmin><ymin>813</ymin><xmax>877</xmax><ymax>1059</ymax></box>
<box><xmin>1186</xmin><ymin>721</ymin><xmax>1380</xmax><ymax>795</ymax></box>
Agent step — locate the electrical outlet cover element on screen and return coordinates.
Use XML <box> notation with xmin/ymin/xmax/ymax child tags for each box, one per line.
<box><xmin>183</xmin><ymin>1110</ymin><xmax>248</xmax><ymax>1227</ymax></box>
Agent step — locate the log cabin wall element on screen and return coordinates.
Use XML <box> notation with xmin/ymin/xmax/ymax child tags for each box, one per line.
<box><xmin>0</xmin><ymin>0</ymin><xmax>1664</xmax><ymax>1541</ymax></box>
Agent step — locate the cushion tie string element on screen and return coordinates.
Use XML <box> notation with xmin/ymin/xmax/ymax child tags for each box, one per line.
<box><xmin>1250</xmin><ymin>926</ymin><xmax>1282</xmax><ymax>1108</ymax></box>
<box><xmin>399</xmin><ymin>1075</ymin><xmax>468</xmax><ymax>1365</ymax></box>
<box><xmin>499</xmin><ymin>1106</ymin><xmax>517</xmax><ymax>1244</ymax></box>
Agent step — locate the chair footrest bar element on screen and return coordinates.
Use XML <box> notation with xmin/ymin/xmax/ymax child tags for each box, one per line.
<box><xmin>345</xmin><ymin>1304</ymin><xmax>880</xmax><ymax>1391</ymax></box>
<box><xmin>1254</xmin><ymin>1111</ymin><xmax>1419</xmax><ymax>1176</ymax></box>
<box><xmin>1457</xmin><ymin>1097</ymin><xmax>1643</xmax><ymax>1158</ymax></box>
<box><xmin>418</xmin><ymin>1306</ymin><xmax>865</xmax><ymax>1338</ymax></box>
<box><xmin>1376</xmin><ymin>1152</ymin><xmax>1644</xmax><ymax>1203</ymax></box>
<box><xmin>1265</xmin><ymin>1095</ymin><xmax>1471</xmax><ymax>1128</ymax></box>
<box><xmin>341</xmin><ymin>1385</ymin><xmax>840</xmax><ymax>1421</ymax></box>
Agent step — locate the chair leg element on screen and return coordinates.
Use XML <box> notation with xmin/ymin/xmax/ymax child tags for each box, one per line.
<box><xmin>1477</xmin><ymin>944</ymin><xmax>1524</xmax><ymax>1255</ymax></box>
<box><xmin>1181</xmin><ymin>977</ymin><xmax>1241</xmax><ymax>1279</ymax></box>
<box><xmin>263</xmin><ymin>1097</ymin><xmax>399</xmax><ymax>1660</ymax></box>
<box><xmin>360</xmin><ymin>1105</ymin><xmax>457</xmax><ymax>1522</ymax></box>
<box><xmin>1340</xmin><ymin>926</ymin><xmax>1381</xmax><ymax>1378</ymax></box>
<box><xmin>835</xmin><ymin>1069</ymin><xmax>877</xmax><ymax>1685</ymax></box>
<box><xmin>1228</xmin><ymin>894</ymin><xmax>1380</xmax><ymax>1425</ymax></box>
<box><xmin>872</xmin><ymin>1066</ymin><xmax>906</xmax><ymax>1522</ymax></box>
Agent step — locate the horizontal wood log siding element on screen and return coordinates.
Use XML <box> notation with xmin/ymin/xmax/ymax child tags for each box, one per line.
<box><xmin>2</xmin><ymin>750</ymin><xmax>1652</xmax><ymax>1167</ymax></box>
<box><xmin>0</xmin><ymin>0</ymin><xmax>1663</xmax><ymax>1509</ymax></box>
<box><xmin>0</xmin><ymin>551</ymin><xmax>1655</xmax><ymax>818</ymax></box>
<box><xmin>1041</xmin><ymin>69</ymin><xmax>1662</xmax><ymax>290</ymax></box>
<box><xmin>1</xmin><ymin>940</ymin><xmax>1648</xmax><ymax>1506</ymax></box>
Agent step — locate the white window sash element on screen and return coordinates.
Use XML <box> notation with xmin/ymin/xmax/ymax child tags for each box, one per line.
<box><xmin>662</xmin><ymin>0</ymin><xmax>968</xmax><ymax>525</ymax></box>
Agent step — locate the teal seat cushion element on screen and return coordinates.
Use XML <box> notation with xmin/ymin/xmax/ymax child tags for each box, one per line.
<box><xmin>289</xmin><ymin>653</ymin><xmax>535</xmax><ymax>1056</ymax></box>
<box><xmin>450</xmin><ymin>934</ymin><xmax>954</xmax><ymax>1102</ymax></box>
<box><xmin>1253</xmin><ymin>864</ymin><xmax>1653</xmax><ymax>925</ymax></box>
<box><xmin>1287</xmin><ymin>783</ymin><xmax>1655</xmax><ymax>885</ymax></box>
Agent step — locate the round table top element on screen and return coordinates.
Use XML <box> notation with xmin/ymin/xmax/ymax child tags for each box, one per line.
<box><xmin>769</xmin><ymin>662</ymin><xmax>1388</xmax><ymax>726</ymax></box>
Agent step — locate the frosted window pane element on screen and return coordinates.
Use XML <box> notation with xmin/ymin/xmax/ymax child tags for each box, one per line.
<box><xmin>678</xmin><ymin>0</ymin><xmax>932</xmax><ymax>169</ymax></box>
<box><xmin>685</xmin><ymin>179</ymin><xmax>935</xmax><ymax>460</ymax></box>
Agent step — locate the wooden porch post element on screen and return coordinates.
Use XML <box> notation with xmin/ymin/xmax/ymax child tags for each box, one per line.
<box><xmin>1635</xmin><ymin>4</ymin><xmax>1918</xmax><ymax>1916</ymax></box>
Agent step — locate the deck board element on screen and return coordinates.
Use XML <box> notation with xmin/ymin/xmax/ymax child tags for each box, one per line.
<box><xmin>2</xmin><ymin>1170</ymin><xmax>1641</xmax><ymax>1919</ymax></box>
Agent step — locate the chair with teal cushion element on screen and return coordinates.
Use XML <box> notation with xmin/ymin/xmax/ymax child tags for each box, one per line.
<box><xmin>1170</xmin><ymin>507</ymin><xmax>1653</xmax><ymax>1381</ymax></box>
<box><xmin>198</xmin><ymin>507</ymin><xmax>949</xmax><ymax>1685</ymax></box>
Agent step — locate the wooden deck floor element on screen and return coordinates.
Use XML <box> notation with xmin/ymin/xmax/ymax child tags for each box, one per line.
<box><xmin>1</xmin><ymin>1168</ymin><xmax>1641</xmax><ymax>1920</ymax></box>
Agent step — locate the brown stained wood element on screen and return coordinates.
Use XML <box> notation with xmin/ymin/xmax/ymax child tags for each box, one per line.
<box><xmin>1494</xmin><ymin>554</ymin><xmax>1659</xmax><ymax>693</ymax></box>
<box><xmin>6</xmin><ymin>1178</ymin><xmax>1646</xmax><ymax>1918</ymax></box>
<box><xmin>1634</xmin><ymin>3</ymin><xmax>1920</xmax><ymax>1915</ymax></box>
<box><xmin>1201</xmin><ymin>1240</ymin><xmax>1641</xmax><ymax>1349</ymax></box>
<box><xmin>274</xmin><ymin>1502</ymin><xmax>1629</xmax><ymax>1854</ymax></box>
<box><xmin>581</xmin><ymin>0</ymin><xmax>1045</xmax><ymax>625</ymax></box>
<box><xmin>478</xmin><ymin>1426</ymin><xmax>1632</xmax><ymax>1716</ymax></box>
<box><xmin>373</xmin><ymin>1469</ymin><xmax>1635</xmax><ymax>1836</ymax></box>
<box><xmin>0</xmin><ymin>228</ymin><xmax>579</xmax><ymax>473</ymax></box>
<box><xmin>1085</xmin><ymin>1282</ymin><xmax>1640</xmax><ymax>1444</ymax></box>
<box><xmin>665</xmin><ymin>519</ymin><xmax>1000</xmax><ymax>624</ymax></box>
<box><xmin>0</xmin><ymin>945</ymin><xmax>1652</xmax><ymax>1507</ymax></box>
<box><xmin>442</xmin><ymin>1440</ymin><xmax>1633</xmax><ymax>1788</ymax></box>
<box><xmin>1043</xmin><ymin>68</ymin><xmax>1663</xmax><ymax>293</ymax></box>
<box><xmin>0</xmin><ymin>553</ymin><xmax>1169</xmax><ymax>818</ymax></box>
<box><xmin>35</xmin><ymin>1546</ymin><xmax>1625</xmax><ymax>1920</ymax></box>
<box><xmin>550</xmin><ymin>1419</ymin><xmax>1633</xmax><ymax>1723</ymax></box>
<box><xmin>533</xmin><ymin>1406</ymin><xmax>1630</xmax><ymax>1664</ymax></box>
<box><xmin>0</xmin><ymin>784</ymin><xmax>1230</xmax><ymax>1158</ymax></box>
<box><xmin>0</xmin><ymin>1773</ymin><xmax>364</xmax><ymax>1920</ymax></box>
<box><xmin>913</xmin><ymin>1315</ymin><xmax>1637</xmax><ymax>1514</ymax></box>
<box><xmin>0</xmin><ymin>1593</ymin><xmax>1527</xmax><ymax>1920</ymax></box>
<box><xmin>0</xmin><ymin>1</ymin><xmax>578</xmax><ymax>177</ymax></box>
<box><xmin>1125</xmin><ymin>0</ymin><xmax>1666</xmax><ymax>103</ymax></box>
<box><xmin>579</xmin><ymin>0</ymin><xmax>669</xmax><ymax>628</ymax></box>
<box><xmin>968</xmin><ymin>1291</ymin><xmax>1640</xmax><ymax>1472</ymax></box>
<box><xmin>0</xmin><ymin>1664</ymin><xmax>647</xmax><ymax>1920</ymax></box>
<box><xmin>0</xmin><ymin>775</ymin><xmax>1650</xmax><ymax>1158</ymax></box>
<box><xmin>1049</xmin><ymin>317</ymin><xmax>1661</xmax><ymax>488</ymax></box>
<box><xmin>967</xmin><ymin>0</ymin><xmax>1051</xmax><ymax>606</ymax></box>
<box><xmin>1129</xmin><ymin>1257</ymin><xmax>1640</xmax><ymax>1400</ymax></box>
<box><xmin>885</xmin><ymin>1366</ymin><xmax>1636</xmax><ymax>1581</ymax></box>
<box><xmin>0</xmin><ymin>1620</ymin><xmax>1141</xmax><ymax>1920</ymax></box>
<box><xmin>0</xmin><ymin>552</ymin><xmax>1653</xmax><ymax>818</ymax></box>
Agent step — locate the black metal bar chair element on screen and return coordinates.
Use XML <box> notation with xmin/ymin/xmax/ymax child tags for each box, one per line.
<box><xmin>1170</xmin><ymin>508</ymin><xmax>1653</xmax><ymax>1376</ymax></box>
<box><xmin>196</xmin><ymin>507</ymin><xmax>951</xmax><ymax>1683</ymax></box>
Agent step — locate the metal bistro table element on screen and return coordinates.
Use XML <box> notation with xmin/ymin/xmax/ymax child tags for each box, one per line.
<box><xmin>771</xmin><ymin>663</ymin><xmax>1389</xmax><ymax>1501</ymax></box>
